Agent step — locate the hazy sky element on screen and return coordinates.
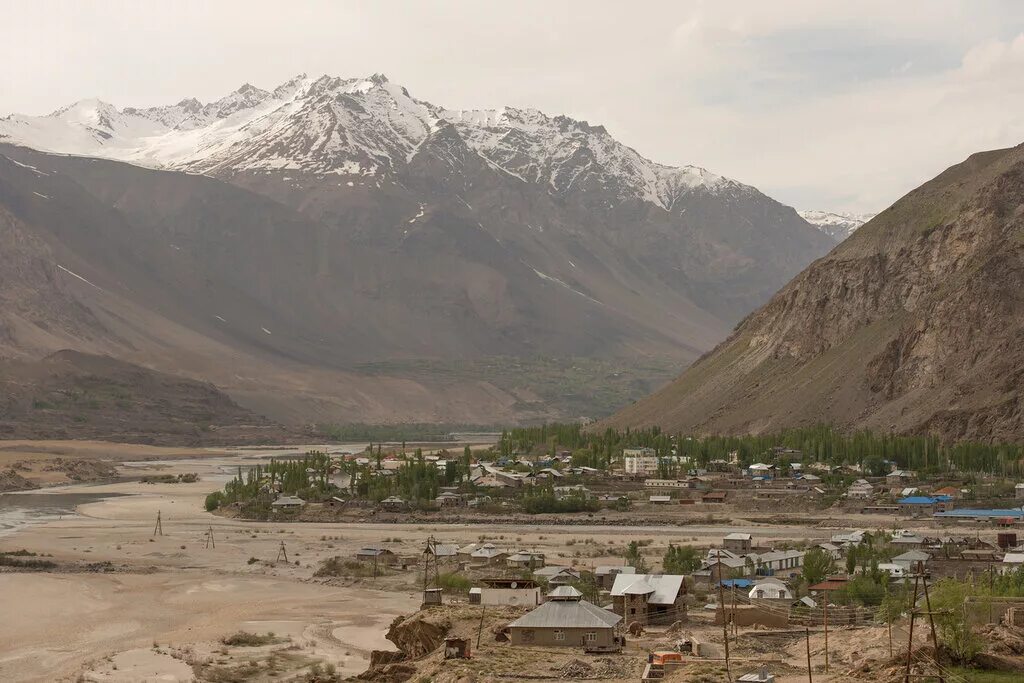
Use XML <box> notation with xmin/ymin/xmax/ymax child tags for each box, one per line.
<box><xmin>3</xmin><ymin>0</ymin><xmax>1024</xmax><ymax>212</ymax></box>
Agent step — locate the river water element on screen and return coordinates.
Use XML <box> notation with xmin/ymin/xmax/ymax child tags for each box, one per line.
<box><xmin>0</xmin><ymin>491</ymin><xmax>126</xmax><ymax>538</ymax></box>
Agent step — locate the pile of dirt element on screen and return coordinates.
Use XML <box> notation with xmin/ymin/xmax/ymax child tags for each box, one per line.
<box><xmin>0</xmin><ymin>467</ymin><xmax>37</xmax><ymax>492</ymax></box>
<box><xmin>559</xmin><ymin>659</ymin><xmax>594</xmax><ymax>678</ymax></box>
<box><xmin>384</xmin><ymin>610</ymin><xmax>452</xmax><ymax>659</ymax></box>
<box><xmin>41</xmin><ymin>457</ymin><xmax>118</xmax><ymax>482</ymax></box>
<box><xmin>979</xmin><ymin>623</ymin><xmax>1024</xmax><ymax>656</ymax></box>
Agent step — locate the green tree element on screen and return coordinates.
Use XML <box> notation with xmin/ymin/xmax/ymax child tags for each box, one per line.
<box><xmin>625</xmin><ymin>541</ymin><xmax>650</xmax><ymax>573</ymax></box>
<box><xmin>801</xmin><ymin>547</ymin><xmax>835</xmax><ymax>586</ymax></box>
<box><xmin>663</xmin><ymin>544</ymin><xmax>701</xmax><ymax>574</ymax></box>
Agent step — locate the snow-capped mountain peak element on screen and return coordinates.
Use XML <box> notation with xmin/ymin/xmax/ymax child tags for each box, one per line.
<box><xmin>798</xmin><ymin>210</ymin><xmax>876</xmax><ymax>241</ymax></box>
<box><xmin>1</xmin><ymin>74</ymin><xmax>748</xmax><ymax>210</ymax></box>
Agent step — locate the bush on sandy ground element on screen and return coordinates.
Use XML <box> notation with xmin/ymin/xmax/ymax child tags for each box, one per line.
<box><xmin>221</xmin><ymin>631</ymin><xmax>281</xmax><ymax>647</ymax></box>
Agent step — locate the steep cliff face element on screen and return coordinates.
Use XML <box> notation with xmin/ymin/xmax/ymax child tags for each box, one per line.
<box><xmin>605</xmin><ymin>145</ymin><xmax>1024</xmax><ymax>442</ymax></box>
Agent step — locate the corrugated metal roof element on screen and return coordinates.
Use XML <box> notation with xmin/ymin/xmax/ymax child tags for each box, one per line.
<box><xmin>610</xmin><ymin>574</ymin><xmax>684</xmax><ymax>605</ymax></box>
<box><xmin>547</xmin><ymin>585</ymin><xmax>583</xmax><ymax>599</ymax></box>
<box><xmin>507</xmin><ymin>599</ymin><xmax>621</xmax><ymax>629</ymax></box>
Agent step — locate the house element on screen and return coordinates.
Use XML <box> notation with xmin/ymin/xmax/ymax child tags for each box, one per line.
<box><xmin>623</xmin><ymin>448</ymin><xmax>659</xmax><ymax>476</ymax></box>
<box><xmin>847</xmin><ymin>480</ymin><xmax>874</xmax><ymax>499</ymax></box>
<box><xmin>424</xmin><ymin>542</ymin><xmax>460</xmax><ymax>560</ymax></box>
<box><xmin>891</xmin><ymin>534</ymin><xmax>927</xmax><ymax>549</ymax></box>
<box><xmin>887</xmin><ymin>470</ymin><xmax>915</xmax><ymax>485</ymax></box>
<box><xmin>379</xmin><ymin>496</ymin><xmax>408</xmax><ymax>511</ymax></box>
<box><xmin>434</xmin><ymin>492</ymin><xmax>464</xmax><ymax>508</ymax></box>
<box><xmin>507</xmin><ymin>586</ymin><xmax>622</xmax><ymax>648</ymax></box>
<box><xmin>817</xmin><ymin>543</ymin><xmax>843</xmax><ymax>560</ymax></box>
<box><xmin>474</xmin><ymin>578</ymin><xmax>542</xmax><ymax>607</ymax></box>
<box><xmin>932</xmin><ymin>486</ymin><xmax>960</xmax><ymax>499</ymax></box>
<box><xmin>649</xmin><ymin>495</ymin><xmax>673</xmax><ymax>504</ymax></box>
<box><xmin>748</xmin><ymin>578</ymin><xmax>793</xmax><ymax>600</ymax></box>
<box><xmin>831</xmin><ymin>530</ymin><xmax>865</xmax><ymax>546</ymax></box>
<box><xmin>470</xmin><ymin>543</ymin><xmax>509</xmax><ymax>565</ymax></box>
<box><xmin>746</xmin><ymin>463</ymin><xmax>775</xmax><ymax>479</ymax></box>
<box><xmin>702</xmin><ymin>491</ymin><xmax>728</xmax><ymax>504</ymax></box>
<box><xmin>1016</xmin><ymin>483</ymin><xmax>1024</xmax><ymax>500</ymax></box>
<box><xmin>723</xmin><ymin>533</ymin><xmax>753</xmax><ymax>554</ymax></box>
<box><xmin>271</xmin><ymin>495</ymin><xmax>305</xmax><ymax>510</ymax></box>
<box><xmin>748</xmin><ymin>550</ymin><xmax>804</xmax><ymax>577</ymax></box>
<box><xmin>698</xmin><ymin>556</ymin><xmax>750</xmax><ymax>584</ymax></box>
<box><xmin>553</xmin><ymin>485</ymin><xmax>589</xmax><ymax>500</ymax></box>
<box><xmin>808</xmin><ymin>576</ymin><xmax>850</xmax><ymax>594</ymax></box>
<box><xmin>594</xmin><ymin>565</ymin><xmax>636</xmax><ymax>590</ymax></box>
<box><xmin>1001</xmin><ymin>553</ymin><xmax>1024</xmax><ymax>574</ymax></box>
<box><xmin>534</xmin><ymin>566</ymin><xmax>582</xmax><ymax>586</ymax></box>
<box><xmin>878</xmin><ymin>563</ymin><xmax>907</xmax><ymax>579</ymax></box>
<box><xmin>898</xmin><ymin>495</ymin><xmax>953</xmax><ymax>516</ymax></box>
<box><xmin>507</xmin><ymin>551</ymin><xmax>546</xmax><ymax>569</ymax></box>
<box><xmin>893</xmin><ymin>550</ymin><xmax>931</xmax><ymax>573</ymax></box>
<box><xmin>457</xmin><ymin>543</ymin><xmax>481</xmax><ymax>558</ymax></box>
<box><xmin>355</xmin><ymin>545</ymin><xmax>397</xmax><ymax>565</ymax></box>
<box><xmin>737</xmin><ymin>668</ymin><xmax>775</xmax><ymax>683</ymax></box>
<box><xmin>611</xmin><ymin>574</ymin><xmax>687</xmax><ymax>626</ymax></box>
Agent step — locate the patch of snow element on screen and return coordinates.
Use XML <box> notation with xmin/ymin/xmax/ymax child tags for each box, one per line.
<box><xmin>56</xmin><ymin>264</ymin><xmax>102</xmax><ymax>290</ymax></box>
<box><xmin>215</xmin><ymin>315</ymin><xmax>227</xmax><ymax>322</ymax></box>
<box><xmin>32</xmin><ymin>191</ymin><xmax>50</xmax><ymax>199</ymax></box>
<box><xmin>261</xmin><ymin>327</ymin><xmax>272</xmax><ymax>335</ymax></box>
<box><xmin>4</xmin><ymin>156</ymin><xmax>50</xmax><ymax>176</ymax></box>
<box><xmin>530</xmin><ymin>267</ymin><xmax>602</xmax><ymax>306</ymax></box>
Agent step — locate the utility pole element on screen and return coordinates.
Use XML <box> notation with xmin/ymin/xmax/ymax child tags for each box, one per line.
<box><xmin>276</xmin><ymin>540</ymin><xmax>288</xmax><ymax>564</ymax></box>
<box><xmin>732</xmin><ymin>583</ymin><xmax>738</xmax><ymax>637</ymax></box>
<box><xmin>903</xmin><ymin>563</ymin><xmax>922</xmax><ymax>683</ymax></box>
<box><xmin>152</xmin><ymin>510</ymin><xmax>163</xmax><ymax>537</ymax></box>
<box><xmin>476</xmin><ymin>604</ymin><xmax>486</xmax><ymax>648</ymax></box>
<box><xmin>823</xmin><ymin>590</ymin><xmax>829</xmax><ymax>674</ymax></box>
<box><xmin>204</xmin><ymin>525</ymin><xmax>216</xmax><ymax>549</ymax></box>
<box><xmin>718</xmin><ymin>578</ymin><xmax>731</xmax><ymax>681</ymax></box>
<box><xmin>805</xmin><ymin>627</ymin><xmax>813</xmax><ymax>683</ymax></box>
<box><xmin>920</xmin><ymin>562</ymin><xmax>945</xmax><ymax>683</ymax></box>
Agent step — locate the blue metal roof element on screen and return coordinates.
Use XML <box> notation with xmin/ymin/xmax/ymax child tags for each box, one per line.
<box><xmin>720</xmin><ymin>579</ymin><xmax>753</xmax><ymax>588</ymax></box>
<box><xmin>934</xmin><ymin>508</ymin><xmax>1024</xmax><ymax>518</ymax></box>
<box><xmin>898</xmin><ymin>495</ymin><xmax>953</xmax><ymax>504</ymax></box>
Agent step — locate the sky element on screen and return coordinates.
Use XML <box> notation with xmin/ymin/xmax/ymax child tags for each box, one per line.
<box><xmin>3</xmin><ymin>0</ymin><xmax>1024</xmax><ymax>213</ymax></box>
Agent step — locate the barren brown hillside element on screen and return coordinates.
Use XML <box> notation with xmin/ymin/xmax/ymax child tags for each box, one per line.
<box><xmin>605</xmin><ymin>144</ymin><xmax>1024</xmax><ymax>442</ymax></box>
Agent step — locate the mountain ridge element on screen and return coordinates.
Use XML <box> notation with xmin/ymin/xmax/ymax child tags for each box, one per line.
<box><xmin>0</xmin><ymin>75</ymin><xmax>836</xmax><ymax>425</ymax></box>
<box><xmin>603</xmin><ymin>144</ymin><xmax>1024</xmax><ymax>442</ymax></box>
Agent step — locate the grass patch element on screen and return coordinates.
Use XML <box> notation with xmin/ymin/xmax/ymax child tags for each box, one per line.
<box><xmin>949</xmin><ymin>668</ymin><xmax>1024</xmax><ymax>683</ymax></box>
<box><xmin>437</xmin><ymin>572</ymin><xmax>472</xmax><ymax>593</ymax></box>
<box><xmin>220</xmin><ymin>631</ymin><xmax>282</xmax><ymax>647</ymax></box>
<box><xmin>313</xmin><ymin>556</ymin><xmax>388</xmax><ymax>578</ymax></box>
<box><xmin>0</xmin><ymin>550</ymin><xmax>56</xmax><ymax>569</ymax></box>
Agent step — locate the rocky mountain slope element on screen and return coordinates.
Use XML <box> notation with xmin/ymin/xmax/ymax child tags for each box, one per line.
<box><xmin>798</xmin><ymin>210</ymin><xmax>875</xmax><ymax>241</ymax></box>
<box><xmin>606</xmin><ymin>145</ymin><xmax>1024</xmax><ymax>442</ymax></box>
<box><xmin>0</xmin><ymin>75</ymin><xmax>834</xmax><ymax>424</ymax></box>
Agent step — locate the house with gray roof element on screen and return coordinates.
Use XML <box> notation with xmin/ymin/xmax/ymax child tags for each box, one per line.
<box><xmin>610</xmin><ymin>573</ymin><xmax>687</xmax><ymax>626</ymax></box>
<box><xmin>507</xmin><ymin>586</ymin><xmax>622</xmax><ymax>649</ymax></box>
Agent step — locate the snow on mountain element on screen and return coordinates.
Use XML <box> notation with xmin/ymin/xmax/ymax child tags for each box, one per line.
<box><xmin>798</xmin><ymin>210</ymin><xmax>876</xmax><ymax>241</ymax></box>
<box><xmin>0</xmin><ymin>74</ymin><xmax>745</xmax><ymax>210</ymax></box>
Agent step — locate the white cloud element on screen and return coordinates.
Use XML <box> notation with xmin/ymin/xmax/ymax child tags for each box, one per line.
<box><xmin>1</xmin><ymin>0</ymin><xmax>1023</xmax><ymax>213</ymax></box>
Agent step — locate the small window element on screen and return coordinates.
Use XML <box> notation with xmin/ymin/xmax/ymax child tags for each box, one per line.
<box><xmin>554</xmin><ymin>630</ymin><xmax>565</xmax><ymax>641</ymax></box>
<box><xmin>586</xmin><ymin>632</ymin><xmax>597</xmax><ymax>642</ymax></box>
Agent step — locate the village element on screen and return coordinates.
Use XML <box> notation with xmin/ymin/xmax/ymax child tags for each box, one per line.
<box><xmin>2</xmin><ymin>434</ymin><xmax>1024</xmax><ymax>682</ymax></box>
<box><xmin>189</xmin><ymin>430</ymin><xmax>1024</xmax><ymax>682</ymax></box>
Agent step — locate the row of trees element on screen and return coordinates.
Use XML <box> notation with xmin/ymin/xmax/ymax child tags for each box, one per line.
<box><xmin>500</xmin><ymin>422</ymin><xmax>1024</xmax><ymax>476</ymax></box>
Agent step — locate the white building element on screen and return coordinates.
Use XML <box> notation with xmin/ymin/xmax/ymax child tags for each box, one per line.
<box><xmin>624</xmin><ymin>448</ymin><xmax>659</xmax><ymax>475</ymax></box>
<box><xmin>748</xmin><ymin>579</ymin><xmax>793</xmax><ymax>600</ymax></box>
